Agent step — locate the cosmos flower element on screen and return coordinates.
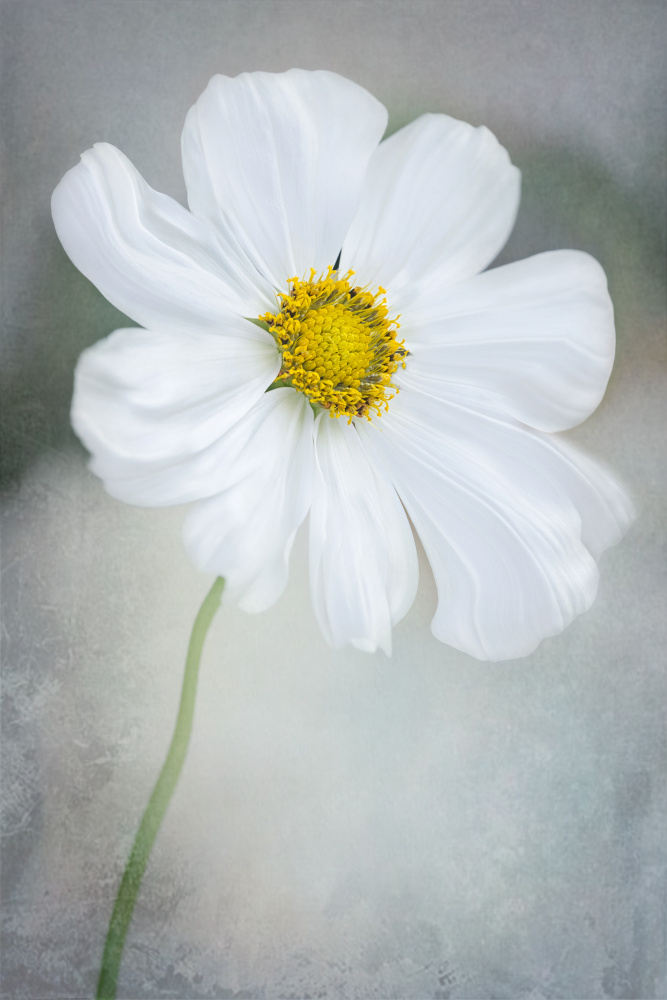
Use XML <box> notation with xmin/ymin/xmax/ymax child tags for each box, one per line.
<box><xmin>52</xmin><ymin>69</ymin><xmax>633</xmax><ymax>661</ymax></box>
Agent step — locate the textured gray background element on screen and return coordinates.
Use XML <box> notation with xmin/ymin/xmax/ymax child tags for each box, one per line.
<box><xmin>1</xmin><ymin>2</ymin><xmax>666</xmax><ymax>998</ymax></box>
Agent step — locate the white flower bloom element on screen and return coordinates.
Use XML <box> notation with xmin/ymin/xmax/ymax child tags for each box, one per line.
<box><xmin>52</xmin><ymin>69</ymin><xmax>634</xmax><ymax>661</ymax></box>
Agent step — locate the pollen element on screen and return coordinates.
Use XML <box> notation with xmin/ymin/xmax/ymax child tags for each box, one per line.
<box><xmin>260</xmin><ymin>267</ymin><xmax>408</xmax><ymax>420</ymax></box>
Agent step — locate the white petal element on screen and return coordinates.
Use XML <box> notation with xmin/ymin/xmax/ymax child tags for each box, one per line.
<box><xmin>309</xmin><ymin>415</ymin><xmax>419</xmax><ymax>656</ymax></box>
<box><xmin>364</xmin><ymin>377</ymin><xmax>634</xmax><ymax>661</ymax></box>
<box><xmin>181</xmin><ymin>70</ymin><xmax>388</xmax><ymax>288</ymax></box>
<box><xmin>340</xmin><ymin>113</ymin><xmax>520</xmax><ymax>308</ymax></box>
<box><xmin>405</xmin><ymin>251</ymin><xmax>616</xmax><ymax>431</ymax></box>
<box><xmin>52</xmin><ymin>143</ymin><xmax>272</xmax><ymax>327</ymax></box>
<box><xmin>183</xmin><ymin>390</ymin><xmax>314</xmax><ymax>613</ymax></box>
<box><xmin>72</xmin><ymin>324</ymin><xmax>280</xmax><ymax>504</ymax></box>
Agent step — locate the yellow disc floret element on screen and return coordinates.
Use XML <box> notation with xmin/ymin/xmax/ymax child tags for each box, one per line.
<box><xmin>260</xmin><ymin>267</ymin><xmax>408</xmax><ymax>420</ymax></box>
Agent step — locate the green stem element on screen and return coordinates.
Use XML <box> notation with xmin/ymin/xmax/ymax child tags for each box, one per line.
<box><xmin>96</xmin><ymin>576</ymin><xmax>225</xmax><ymax>1000</ymax></box>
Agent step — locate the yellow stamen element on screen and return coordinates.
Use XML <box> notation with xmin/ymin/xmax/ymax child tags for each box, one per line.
<box><xmin>260</xmin><ymin>267</ymin><xmax>408</xmax><ymax>420</ymax></box>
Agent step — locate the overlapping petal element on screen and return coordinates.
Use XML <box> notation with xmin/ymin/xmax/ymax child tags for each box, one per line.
<box><xmin>52</xmin><ymin>143</ymin><xmax>272</xmax><ymax>326</ymax></box>
<box><xmin>362</xmin><ymin>375</ymin><xmax>634</xmax><ymax>660</ymax></box>
<box><xmin>181</xmin><ymin>69</ymin><xmax>388</xmax><ymax>288</ymax></box>
<box><xmin>309</xmin><ymin>415</ymin><xmax>418</xmax><ymax>656</ymax></box>
<box><xmin>183</xmin><ymin>389</ymin><xmax>314</xmax><ymax>613</ymax></box>
<box><xmin>404</xmin><ymin>250</ymin><xmax>616</xmax><ymax>432</ymax></box>
<box><xmin>72</xmin><ymin>324</ymin><xmax>280</xmax><ymax>504</ymax></box>
<box><xmin>340</xmin><ymin>113</ymin><xmax>520</xmax><ymax>310</ymax></box>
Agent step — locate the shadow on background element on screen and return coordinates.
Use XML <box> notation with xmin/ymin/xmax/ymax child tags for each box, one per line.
<box><xmin>0</xmin><ymin>230</ymin><xmax>136</xmax><ymax>493</ymax></box>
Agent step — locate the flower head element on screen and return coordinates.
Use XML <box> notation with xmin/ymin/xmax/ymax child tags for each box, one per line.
<box><xmin>52</xmin><ymin>69</ymin><xmax>633</xmax><ymax>660</ymax></box>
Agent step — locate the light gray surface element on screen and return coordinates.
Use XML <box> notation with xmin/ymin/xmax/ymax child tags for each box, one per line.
<box><xmin>1</xmin><ymin>2</ymin><xmax>666</xmax><ymax>998</ymax></box>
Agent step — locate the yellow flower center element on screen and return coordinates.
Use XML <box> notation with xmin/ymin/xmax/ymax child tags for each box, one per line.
<box><xmin>260</xmin><ymin>267</ymin><xmax>408</xmax><ymax>420</ymax></box>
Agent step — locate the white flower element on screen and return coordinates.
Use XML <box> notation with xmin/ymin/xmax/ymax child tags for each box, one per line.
<box><xmin>52</xmin><ymin>69</ymin><xmax>634</xmax><ymax>661</ymax></box>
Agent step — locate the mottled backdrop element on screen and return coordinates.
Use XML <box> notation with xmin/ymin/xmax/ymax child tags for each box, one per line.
<box><xmin>1</xmin><ymin>2</ymin><xmax>665</xmax><ymax>998</ymax></box>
